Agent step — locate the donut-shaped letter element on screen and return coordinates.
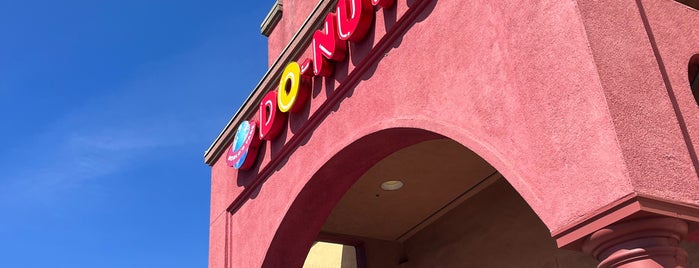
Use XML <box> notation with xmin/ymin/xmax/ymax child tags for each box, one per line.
<box><xmin>278</xmin><ymin>61</ymin><xmax>310</xmax><ymax>113</ymax></box>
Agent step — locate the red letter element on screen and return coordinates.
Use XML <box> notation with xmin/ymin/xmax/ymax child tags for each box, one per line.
<box><xmin>299</xmin><ymin>58</ymin><xmax>314</xmax><ymax>76</ymax></box>
<box><xmin>312</xmin><ymin>13</ymin><xmax>347</xmax><ymax>76</ymax></box>
<box><xmin>372</xmin><ymin>0</ymin><xmax>394</xmax><ymax>8</ymax></box>
<box><xmin>336</xmin><ymin>0</ymin><xmax>373</xmax><ymax>42</ymax></box>
<box><xmin>258</xmin><ymin>91</ymin><xmax>286</xmax><ymax>141</ymax></box>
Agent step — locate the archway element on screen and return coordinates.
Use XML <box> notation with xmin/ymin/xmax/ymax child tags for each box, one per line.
<box><xmin>261</xmin><ymin>128</ymin><xmax>596</xmax><ymax>267</ymax></box>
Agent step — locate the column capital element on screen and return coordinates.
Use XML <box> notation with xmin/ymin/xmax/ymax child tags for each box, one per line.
<box><xmin>582</xmin><ymin>217</ymin><xmax>688</xmax><ymax>268</ymax></box>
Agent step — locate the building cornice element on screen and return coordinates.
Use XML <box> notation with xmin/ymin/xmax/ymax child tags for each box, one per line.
<box><xmin>551</xmin><ymin>192</ymin><xmax>699</xmax><ymax>249</ymax></box>
<box><xmin>260</xmin><ymin>1</ymin><xmax>283</xmax><ymax>37</ymax></box>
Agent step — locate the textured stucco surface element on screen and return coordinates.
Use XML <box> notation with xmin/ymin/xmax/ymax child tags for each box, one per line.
<box><xmin>209</xmin><ymin>0</ymin><xmax>699</xmax><ymax>267</ymax></box>
<box><xmin>576</xmin><ymin>0</ymin><xmax>699</xmax><ymax>211</ymax></box>
<box><xmin>266</xmin><ymin>0</ymin><xmax>317</xmax><ymax>66</ymax></box>
<box><xmin>637</xmin><ymin>0</ymin><xmax>699</xmax><ymax>201</ymax></box>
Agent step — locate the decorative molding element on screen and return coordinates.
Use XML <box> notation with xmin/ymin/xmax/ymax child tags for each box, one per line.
<box><xmin>261</xmin><ymin>1</ymin><xmax>283</xmax><ymax>37</ymax></box>
<box><xmin>552</xmin><ymin>193</ymin><xmax>699</xmax><ymax>249</ymax></box>
<box><xmin>582</xmin><ymin>217</ymin><xmax>689</xmax><ymax>268</ymax></box>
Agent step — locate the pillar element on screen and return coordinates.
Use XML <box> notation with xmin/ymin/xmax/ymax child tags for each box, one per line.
<box><xmin>582</xmin><ymin>217</ymin><xmax>689</xmax><ymax>268</ymax></box>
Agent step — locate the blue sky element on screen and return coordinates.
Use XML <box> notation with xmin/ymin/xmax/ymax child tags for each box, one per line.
<box><xmin>0</xmin><ymin>0</ymin><xmax>272</xmax><ymax>266</ymax></box>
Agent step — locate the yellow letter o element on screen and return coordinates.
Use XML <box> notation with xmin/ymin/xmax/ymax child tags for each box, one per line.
<box><xmin>278</xmin><ymin>61</ymin><xmax>303</xmax><ymax>113</ymax></box>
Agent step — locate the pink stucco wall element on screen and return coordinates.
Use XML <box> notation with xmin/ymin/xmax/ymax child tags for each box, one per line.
<box><xmin>209</xmin><ymin>0</ymin><xmax>699</xmax><ymax>267</ymax></box>
<box><xmin>266</xmin><ymin>0</ymin><xmax>318</xmax><ymax>66</ymax></box>
<box><xmin>576</xmin><ymin>0</ymin><xmax>699</xmax><ymax>209</ymax></box>
<box><xmin>641</xmin><ymin>0</ymin><xmax>699</xmax><ymax>198</ymax></box>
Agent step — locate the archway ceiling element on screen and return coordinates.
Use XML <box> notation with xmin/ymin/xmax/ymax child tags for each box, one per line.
<box><xmin>676</xmin><ymin>0</ymin><xmax>699</xmax><ymax>10</ymax></box>
<box><xmin>321</xmin><ymin>139</ymin><xmax>498</xmax><ymax>241</ymax></box>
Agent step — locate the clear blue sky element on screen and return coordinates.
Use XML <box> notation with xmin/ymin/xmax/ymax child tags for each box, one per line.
<box><xmin>0</xmin><ymin>0</ymin><xmax>272</xmax><ymax>267</ymax></box>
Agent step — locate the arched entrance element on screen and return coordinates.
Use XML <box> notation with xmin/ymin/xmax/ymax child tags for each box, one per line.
<box><xmin>309</xmin><ymin>138</ymin><xmax>601</xmax><ymax>267</ymax></box>
<box><xmin>262</xmin><ymin>129</ymin><xmax>598</xmax><ymax>267</ymax></box>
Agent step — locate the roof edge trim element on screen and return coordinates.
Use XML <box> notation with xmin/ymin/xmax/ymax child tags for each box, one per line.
<box><xmin>261</xmin><ymin>1</ymin><xmax>283</xmax><ymax>37</ymax></box>
<box><xmin>204</xmin><ymin>0</ymin><xmax>337</xmax><ymax>165</ymax></box>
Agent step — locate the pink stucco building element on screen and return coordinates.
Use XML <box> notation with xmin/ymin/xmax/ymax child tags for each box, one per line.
<box><xmin>205</xmin><ymin>0</ymin><xmax>699</xmax><ymax>267</ymax></box>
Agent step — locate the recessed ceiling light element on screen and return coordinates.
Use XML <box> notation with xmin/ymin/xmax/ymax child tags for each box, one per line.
<box><xmin>381</xmin><ymin>180</ymin><xmax>404</xmax><ymax>191</ymax></box>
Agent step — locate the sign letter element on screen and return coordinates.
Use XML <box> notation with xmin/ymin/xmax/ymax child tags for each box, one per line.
<box><xmin>312</xmin><ymin>13</ymin><xmax>347</xmax><ymax>76</ymax></box>
<box><xmin>336</xmin><ymin>0</ymin><xmax>373</xmax><ymax>42</ymax></box>
<box><xmin>278</xmin><ymin>61</ymin><xmax>310</xmax><ymax>113</ymax></box>
<box><xmin>259</xmin><ymin>91</ymin><xmax>287</xmax><ymax>141</ymax></box>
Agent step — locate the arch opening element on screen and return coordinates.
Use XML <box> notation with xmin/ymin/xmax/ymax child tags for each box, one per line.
<box><xmin>306</xmin><ymin>138</ymin><xmax>597</xmax><ymax>267</ymax></box>
<box><xmin>262</xmin><ymin>128</ymin><xmax>596</xmax><ymax>267</ymax></box>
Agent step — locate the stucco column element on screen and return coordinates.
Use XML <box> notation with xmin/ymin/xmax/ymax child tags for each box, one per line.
<box><xmin>582</xmin><ymin>217</ymin><xmax>689</xmax><ymax>268</ymax></box>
